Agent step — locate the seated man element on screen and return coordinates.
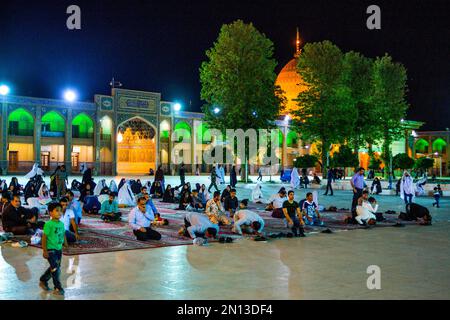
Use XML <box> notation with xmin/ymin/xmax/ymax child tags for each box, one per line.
<box><xmin>205</xmin><ymin>191</ymin><xmax>231</xmax><ymax>225</ymax></box>
<box><xmin>224</xmin><ymin>189</ymin><xmax>239</xmax><ymax>218</ymax></box>
<box><xmin>1</xmin><ymin>195</ymin><xmax>40</xmax><ymax>235</ymax></box>
<box><xmin>99</xmin><ymin>193</ymin><xmax>122</xmax><ymax>222</ymax></box>
<box><xmin>178</xmin><ymin>212</ymin><xmax>219</xmax><ymax>240</ymax></box>
<box><xmin>59</xmin><ymin>197</ymin><xmax>80</xmax><ymax>243</ymax></box>
<box><xmin>233</xmin><ymin>200</ymin><xmax>265</xmax><ymax>236</ymax></box>
<box><xmin>0</xmin><ymin>191</ymin><xmax>11</xmax><ymax>217</ymax></box>
<box><xmin>66</xmin><ymin>190</ymin><xmax>82</xmax><ymax>225</ymax></box>
<box><xmin>188</xmin><ymin>189</ymin><xmax>204</xmax><ymax>212</ymax></box>
<box><xmin>302</xmin><ymin>192</ymin><xmax>324</xmax><ymax>226</ymax></box>
<box><xmin>356</xmin><ymin>191</ymin><xmax>378</xmax><ymax>225</ymax></box>
<box><xmin>128</xmin><ymin>196</ymin><xmax>162</xmax><ymax>241</ymax></box>
<box><xmin>282</xmin><ymin>190</ymin><xmax>306</xmax><ymax>237</ymax></box>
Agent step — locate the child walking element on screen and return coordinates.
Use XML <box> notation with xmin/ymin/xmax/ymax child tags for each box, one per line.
<box><xmin>432</xmin><ymin>187</ymin><xmax>441</xmax><ymax>208</ymax></box>
<box><xmin>39</xmin><ymin>202</ymin><xmax>67</xmax><ymax>295</ymax></box>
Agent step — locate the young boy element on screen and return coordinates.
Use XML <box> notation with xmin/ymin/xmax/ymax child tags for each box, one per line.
<box><xmin>282</xmin><ymin>190</ymin><xmax>306</xmax><ymax>237</ymax></box>
<box><xmin>39</xmin><ymin>202</ymin><xmax>67</xmax><ymax>295</ymax></box>
<box><xmin>432</xmin><ymin>187</ymin><xmax>441</xmax><ymax>208</ymax></box>
<box><xmin>302</xmin><ymin>192</ymin><xmax>324</xmax><ymax>226</ymax></box>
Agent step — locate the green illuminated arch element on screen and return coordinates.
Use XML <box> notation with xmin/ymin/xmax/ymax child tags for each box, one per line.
<box><xmin>174</xmin><ymin>121</ymin><xmax>191</xmax><ymax>143</ymax></box>
<box><xmin>414</xmin><ymin>139</ymin><xmax>429</xmax><ymax>153</ymax></box>
<box><xmin>197</xmin><ymin>123</ymin><xmax>212</xmax><ymax>144</ymax></box>
<box><xmin>432</xmin><ymin>138</ymin><xmax>447</xmax><ymax>154</ymax></box>
<box><xmin>100</xmin><ymin>115</ymin><xmax>113</xmax><ymax>135</ymax></box>
<box><xmin>42</xmin><ymin>111</ymin><xmax>65</xmax><ymax>134</ymax></box>
<box><xmin>8</xmin><ymin>108</ymin><xmax>34</xmax><ymax>136</ymax></box>
<box><xmin>287</xmin><ymin>131</ymin><xmax>299</xmax><ymax>148</ymax></box>
<box><xmin>72</xmin><ymin>113</ymin><xmax>94</xmax><ymax>139</ymax></box>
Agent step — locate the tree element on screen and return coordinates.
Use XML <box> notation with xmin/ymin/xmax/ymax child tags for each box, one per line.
<box><xmin>370</xmin><ymin>55</ymin><xmax>409</xmax><ymax>173</ymax></box>
<box><xmin>414</xmin><ymin>157</ymin><xmax>434</xmax><ymax>172</ymax></box>
<box><xmin>368</xmin><ymin>157</ymin><xmax>382</xmax><ymax>170</ymax></box>
<box><xmin>330</xmin><ymin>145</ymin><xmax>359</xmax><ymax>179</ymax></box>
<box><xmin>200</xmin><ymin>20</ymin><xmax>283</xmax><ymax>182</ymax></box>
<box><xmin>392</xmin><ymin>153</ymin><xmax>415</xmax><ymax>170</ymax></box>
<box><xmin>294</xmin><ymin>155</ymin><xmax>318</xmax><ymax>169</ymax></box>
<box><xmin>342</xmin><ymin>52</ymin><xmax>379</xmax><ymax>151</ymax></box>
<box><xmin>292</xmin><ymin>41</ymin><xmax>356</xmax><ymax>174</ymax></box>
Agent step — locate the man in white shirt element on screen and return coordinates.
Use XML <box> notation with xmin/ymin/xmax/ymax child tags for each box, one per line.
<box><xmin>356</xmin><ymin>191</ymin><xmax>378</xmax><ymax>225</ymax></box>
<box><xmin>233</xmin><ymin>200</ymin><xmax>265</xmax><ymax>236</ymax></box>
<box><xmin>128</xmin><ymin>196</ymin><xmax>162</xmax><ymax>241</ymax></box>
<box><xmin>59</xmin><ymin>197</ymin><xmax>79</xmax><ymax>243</ymax></box>
<box><xmin>179</xmin><ymin>212</ymin><xmax>219</xmax><ymax>240</ymax></box>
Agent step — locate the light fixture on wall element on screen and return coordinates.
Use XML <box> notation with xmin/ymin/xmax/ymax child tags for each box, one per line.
<box><xmin>117</xmin><ymin>132</ymin><xmax>123</xmax><ymax>143</ymax></box>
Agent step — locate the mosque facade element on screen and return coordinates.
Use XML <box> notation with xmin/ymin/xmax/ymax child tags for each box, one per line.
<box><xmin>0</xmin><ymin>31</ymin><xmax>447</xmax><ymax>177</ymax></box>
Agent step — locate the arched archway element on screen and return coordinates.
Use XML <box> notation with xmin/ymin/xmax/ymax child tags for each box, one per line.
<box><xmin>72</xmin><ymin>113</ymin><xmax>94</xmax><ymax>139</ymax></box>
<box><xmin>432</xmin><ymin>138</ymin><xmax>447</xmax><ymax>154</ymax></box>
<box><xmin>100</xmin><ymin>115</ymin><xmax>113</xmax><ymax>142</ymax></box>
<box><xmin>415</xmin><ymin>138</ymin><xmax>429</xmax><ymax>154</ymax></box>
<box><xmin>117</xmin><ymin>117</ymin><xmax>157</xmax><ymax>174</ymax></box>
<box><xmin>8</xmin><ymin>108</ymin><xmax>34</xmax><ymax>136</ymax></box>
<box><xmin>42</xmin><ymin>111</ymin><xmax>65</xmax><ymax>137</ymax></box>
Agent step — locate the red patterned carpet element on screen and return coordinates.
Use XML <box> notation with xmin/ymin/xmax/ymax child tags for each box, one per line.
<box><xmin>3</xmin><ymin>199</ymin><xmax>412</xmax><ymax>256</ymax></box>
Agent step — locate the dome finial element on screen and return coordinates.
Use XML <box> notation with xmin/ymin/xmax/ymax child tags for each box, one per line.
<box><xmin>295</xmin><ymin>27</ymin><xmax>301</xmax><ymax>57</ymax></box>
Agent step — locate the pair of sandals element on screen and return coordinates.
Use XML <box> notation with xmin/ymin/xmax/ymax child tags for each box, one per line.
<box><xmin>218</xmin><ymin>236</ymin><xmax>233</xmax><ymax>243</ymax></box>
<box><xmin>11</xmin><ymin>240</ymin><xmax>29</xmax><ymax>248</ymax></box>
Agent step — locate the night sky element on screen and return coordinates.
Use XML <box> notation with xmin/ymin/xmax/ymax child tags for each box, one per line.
<box><xmin>0</xmin><ymin>0</ymin><xmax>449</xmax><ymax>130</ymax></box>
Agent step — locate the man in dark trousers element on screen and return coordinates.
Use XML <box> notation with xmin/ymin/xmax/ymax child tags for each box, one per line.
<box><xmin>2</xmin><ymin>195</ymin><xmax>40</xmax><ymax>235</ymax></box>
<box><xmin>178</xmin><ymin>163</ymin><xmax>186</xmax><ymax>189</ymax></box>
<box><xmin>324</xmin><ymin>167</ymin><xmax>334</xmax><ymax>196</ymax></box>
<box><xmin>350</xmin><ymin>167</ymin><xmax>366</xmax><ymax>219</ymax></box>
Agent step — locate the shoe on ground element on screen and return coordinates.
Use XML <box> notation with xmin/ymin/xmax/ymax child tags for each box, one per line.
<box><xmin>286</xmin><ymin>232</ymin><xmax>294</xmax><ymax>238</ymax></box>
<box><xmin>392</xmin><ymin>223</ymin><xmax>405</xmax><ymax>228</ymax></box>
<box><xmin>321</xmin><ymin>229</ymin><xmax>333</xmax><ymax>234</ymax></box>
<box><xmin>53</xmin><ymin>288</ymin><xmax>65</xmax><ymax>296</ymax></box>
<box><xmin>225</xmin><ymin>237</ymin><xmax>233</xmax><ymax>243</ymax></box>
<box><xmin>39</xmin><ymin>281</ymin><xmax>51</xmax><ymax>291</ymax></box>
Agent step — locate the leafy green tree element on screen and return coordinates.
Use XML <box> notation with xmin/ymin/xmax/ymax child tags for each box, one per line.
<box><xmin>368</xmin><ymin>157</ymin><xmax>382</xmax><ymax>170</ymax></box>
<box><xmin>292</xmin><ymin>41</ymin><xmax>356</xmax><ymax>174</ymax></box>
<box><xmin>392</xmin><ymin>153</ymin><xmax>415</xmax><ymax>170</ymax></box>
<box><xmin>200</xmin><ymin>20</ymin><xmax>283</xmax><ymax>181</ymax></box>
<box><xmin>294</xmin><ymin>155</ymin><xmax>318</xmax><ymax>169</ymax></box>
<box><xmin>342</xmin><ymin>52</ymin><xmax>379</xmax><ymax>150</ymax></box>
<box><xmin>414</xmin><ymin>157</ymin><xmax>434</xmax><ymax>172</ymax></box>
<box><xmin>330</xmin><ymin>145</ymin><xmax>359</xmax><ymax>179</ymax></box>
<box><xmin>370</xmin><ymin>55</ymin><xmax>409</xmax><ymax>172</ymax></box>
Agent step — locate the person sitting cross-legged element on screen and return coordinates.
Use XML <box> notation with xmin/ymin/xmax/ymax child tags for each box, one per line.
<box><xmin>224</xmin><ymin>188</ymin><xmax>239</xmax><ymax>219</ymax></box>
<box><xmin>2</xmin><ymin>194</ymin><xmax>40</xmax><ymax>235</ymax></box>
<box><xmin>205</xmin><ymin>191</ymin><xmax>231</xmax><ymax>225</ymax></box>
<box><xmin>178</xmin><ymin>212</ymin><xmax>219</xmax><ymax>240</ymax></box>
<box><xmin>59</xmin><ymin>197</ymin><xmax>80</xmax><ymax>243</ymax></box>
<box><xmin>301</xmin><ymin>192</ymin><xmax>324</xmax><ymax>226</ymax></box>
<box><xmin>233</xmin><ymin>200</ymin><xmax>265</xmax><ymax>236</ymax></box>
<box><xmin>282</xmin><ymin>190</ymin><xmax>306</xmax><ymax>237</ymax></box>
<box><xmin>128</xmin><ymin>196</ymin><xmax>162</xmax><ymax>241</ymax></box>
<box><xmin>187</xmin><ymin>189</ymin><xmax>204</xmax><ymax>212</ymax></box>
<box><xmin>99</xmin><ymin>193</ymin><xmax>122</xmax><ymax>222</ymax></box>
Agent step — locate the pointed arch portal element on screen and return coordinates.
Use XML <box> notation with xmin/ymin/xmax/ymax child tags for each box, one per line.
<box><xmin>117</xmin><ymin>117</ymin><xmax>157</xmax><ymax>175</ymax></box>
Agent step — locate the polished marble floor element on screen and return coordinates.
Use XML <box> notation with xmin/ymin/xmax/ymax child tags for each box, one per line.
<box><xmin>1</xmin><ymin>176</ymin><xmax>449</xmax><ymax>300</ymax></box>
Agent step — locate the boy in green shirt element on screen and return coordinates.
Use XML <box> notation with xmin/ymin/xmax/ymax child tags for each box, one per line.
<box><xmin>39</xmin><ymin>202</ymin><xmax>67</xmax><ymax>295</ymax></box>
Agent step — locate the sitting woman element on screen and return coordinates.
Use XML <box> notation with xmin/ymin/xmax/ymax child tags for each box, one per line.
<box><xmin>9</xmin><ymin>177</ymin><xmax>21</xmax><ymax>196</ymax></box>
<box><xmin>198</xmin><ymin>184</ymin><xmax>210</xmax><ymax>207</ymax></box>
<box><xmin>150</xmin><ymin>181</ymin><xmax>164</xmax><ymax>198</ymax></box>
<box><xmin>79</xmin><ymin>183</ymin><xmax>94</xmax><ymax>203</ymax></box>
<box><xmin>162</xmin><ymin>185</ymin><xmax>175</xmax><ymax>203</ymax></box>
<box><xmin>221</xmin><ymin>185</ymin><xmax>231</xmax><ymax>203</ymax></box>
<box><xmin>251</xmin><ymin>183</ymin><xmax>265</xmax><ymax>204</ymax></box>
<box><xmin>371</xmin><ymin>177</ymin><xmax>382</xmax><ymax>195</ymax></box>
<box><xmin>178</xmin><ymin>191</ymin><xmax>192</xmax><ymax>210</ymax></box>
<box><xmin>312</xmin><ymin>173</ymin><xmax>321</xmax><ymax>185</ymax></box>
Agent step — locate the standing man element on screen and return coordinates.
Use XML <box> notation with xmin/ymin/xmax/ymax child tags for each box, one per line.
<box><xmin>257</xmin><ymin>167</ymin><xmax>263</xmax><ymax>182</ymax></box>
<box><xmin>178</xmin><ymin>163</ymin><xmax>186</xmax><ymax>189</ymax></box>
<box><xmin>56</xmin><ymin>165</ymin><xmax>68</xmax><ymax>200</ymax></box>
<box><xmin>324</xmin><ymin>167</ymin><xmax>334</xmax><ymax>196</ymax></box>
<box><xmin>208</xmin><ymin>168</ymin><xmax>220</xmax><ymax>193</ymax></box>
<box><xmin>350</xmin><ymin>167</ymin><xmax>366</xmax><ymax>219</ymax></box>
<box><xmin>230</xmin><ymin>165</ymin><xmax>237</xmax><ymax>188</ymax></box>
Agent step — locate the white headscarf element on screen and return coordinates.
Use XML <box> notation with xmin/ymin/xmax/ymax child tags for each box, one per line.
<box><xmin>251</xmin><ymin>183</ymin><xmax>264</xmax><ymax>203</ymax></box>
<box><xmin>290</xmin><ymin>168</ymin><xmax>300</xmax><ymax>189</ymax></box>
<box><xmin>118</xmin><ymin>180</ymin><xmax>135</xmax><ymax>206</ymax></box>
<box><xmin>400</xmin><ymin>171</ymin><xmax>415</xmax><ymax>200</ymax></box>
<box><xmin>94</xmin><ymin>179</ymin><xmax>107</xmax><ymax>196</ymax></box>
<box><xmin>24</xmin><ymin>163</ymin><xmax>44</xmax><ymax>180</ymax></box>
<box><xmin>109</xmin><ymin>180</ymin><xmax>118</xmax><ymax>193</ymax></box>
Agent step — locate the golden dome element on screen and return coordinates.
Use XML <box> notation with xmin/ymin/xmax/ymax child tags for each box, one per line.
<box><xmin>275</xmin><ymin>28</ymin><xmax>307</xmax><ymax>117</ymax></box>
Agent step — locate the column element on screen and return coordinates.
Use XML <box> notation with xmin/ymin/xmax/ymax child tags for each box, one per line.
<box><xmin>110</xmin><ymin>119</ymin><xmax>115</xmax><ymax>176</ymax></box>
<box><xmin>64</xmin><ymin>109</ymin><xmax>73</xmax><ymax>174</ymax></box>
<box><xmin>94</xmin><ymin>115</ymin><xmax>101</xmax><ymax>176</ymax></box>
<box><xmin>282</xmin><ymin>126</ymin><xmax>287</xmax><ymax>168</ymax></box>
<box><xmin>191</xmin><ymin>120</ymin><xmax>196</xmax><ymax>174</ymax></box>
<box><xmin>0</xmin><ymin>100</ymin><xmax>8</xmax><ymax>174</ymax></box>
<box><xmin>34</xmin><ymin>106</ymin><xmax>42</xmax><ymax>165</ymax></box>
